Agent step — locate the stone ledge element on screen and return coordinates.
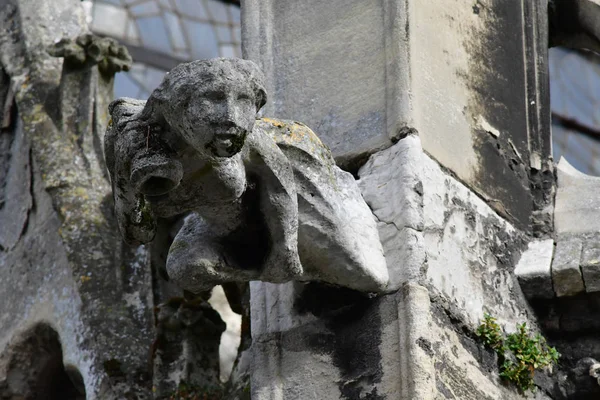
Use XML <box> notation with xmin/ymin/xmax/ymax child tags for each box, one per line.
<box><xmin>516</xmin><ymin>158</ymin><xmax>600</xmax><ymax>299</ymax></box>
<box><xmin>552</xmin><ymin>238</ymin><xmax>585</xmax><ymax>297</ymax></box>
<box><xmin>514</xmin><ymin>239</ymin><xmax>554</xmax><ymax>299</ymax></box>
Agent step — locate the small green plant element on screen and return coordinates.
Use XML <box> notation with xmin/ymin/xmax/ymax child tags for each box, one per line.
<box><xmin>476</xmin><ymin>313</ymin><xmax>560</xmax><ymax>393</ymax></box>
<box><xmin>168</xmin><ymin>381</ymin><xmax>223</xmax><ymax>400</ymax></box>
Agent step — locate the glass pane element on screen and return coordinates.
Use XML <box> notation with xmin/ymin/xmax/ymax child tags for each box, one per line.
<box><xmin>158</xmin><ymin>0</ymin><xmax>172</xmax><ymax>8</ymax></box>
<box><xmin>91</xmin><ymin>2</ymin><xmax>129</xmax><ymax>38</ymax></box>
<box><xmin>125</xmin><ymin>20</ymin><xmax>140</xmax><ymax>44</ymax></box>
<box><xmin>145</xmin><ymin>67</ymin><xmax>167</xmax><ymax>91</ymax></box>
<box><xmin>174</xmin><ymin>49</ymin><xmax>191</xmax><ymax>59</ymax></box>
<box><xmin>130</xmin><ymin>1</ymin><xmax>161</xmax><ymax>16</ymax></box>
<box><xmin>184</xmin><ymin>20</ymin><xmax>219</xmax><ymax>59</ymax></box>
<box><xmin>229</xmin><ymin>4</ymin><xmax>240</xmax><ymax>23</ymax></box>
<box><xmin>164</xmin><ymin>11</ymin><xmax>187</xmax><ymax>50</ymax></box>
<box><xmin>216</xmin><ymin>25</ymin><xmax>231</xmax><ymax>42</ymax></box>
<box><xmin>158</xmin><ymin>0</ymin><xmax>173</xmax><ymax>10</ymax></box>
<box><xmin>137</xmin><ymin>16</ymin><xmax>173</xmax><ymax>54</ymax></box>
<box><xmin>96</xmin><ymin>0</ymin><xmax>122</xmax><ymax>5</ymax></box>
<box><xmin>220</xmin><ymin>44</ymin><xmax>236</xmax><ymax>58</ymax></box>
<box><xmin>128</xmin><ymin>63</ymin><xmax>147</xmax><ymax>83</ymax></box>
<box><xmin>175</xmin><ymin>0</ymin><xmax>207</xmax><ymax>19</ymax></box>
<box><xmin>91</xmin><ymin>0</ymin><xmax>242</xmax><ymax>101</ymax></box>
<box><xmin>550</xmin><ymin>48</ymin><xmax>600</xmax><ymax>129</ymax></box>
<box><xmin>550</xmin><ymin>47</ymin><xmax>600</xmax><ymax>176</ymax></box>
<box><xmin>205</xmin><ymin>0</ymin><xmax>229</xmax><ymax>23</ymax></box>
<box><xmin>114</xmin><ymin>72</ymin><xmax>143</xmax><ymax>99</ymax></box>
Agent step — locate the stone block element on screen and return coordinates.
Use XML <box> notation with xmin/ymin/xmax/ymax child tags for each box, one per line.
<box><xmin>242</xmin><ymin>0</ymin><xmax>410</xmax><ymax>167</ymax></box>
<box><xmin>514</xmin><ymin>239</ymin><xmax>555</xmax><ymax>299</ymax></box>
<box><xmin>244</xmin><ymin>0</ymin><xmax>551</xmax><ymax>232</ymax></box>
<box><xmin>552</xmin><ymin>239</ymin><xmax>585</xmax><ymax>297</ymax></box>
<box><xmin>358</xmin><ymin>134</ymin><xmax>426</xmax><ymax>290</ymax></box>
<box><xmin>555</xmin><ymin>158</ymin><xmax>600</xmax><ymax>235</ymax></box>
<box><xmin>581</xmin><ymin>242</ymin><xmax>600</xmax><ymax>293</ymax></box>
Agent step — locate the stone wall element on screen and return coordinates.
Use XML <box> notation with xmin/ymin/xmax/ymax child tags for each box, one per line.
<box><xmin>242</xmin><ymin>0</ymin><xmax>564</xmax><ymax>398</ymax></box>
<box><xmin>242</xmin><ymin>0</ymin><xmax>553</xmax><ymax>234</ymax></box>
<box><xmin>0</xmin><ymin>1</ymin><xmax>158</xmax><ymax>397</ymax></box>
<box><xmin>249</xmin><ymin>135</ymin><xmax>556</xmax><ymax>399</ymax></box>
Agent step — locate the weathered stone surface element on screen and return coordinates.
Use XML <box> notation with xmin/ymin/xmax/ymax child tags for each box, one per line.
<box><xmin>360</xmin><ymin>135</ymin><xmax>528</xmax><ymax>325</ymax></box>
<box><xmin>48</xmin><ymin>33</ymin><xmax>131</xmax><ymax>75</ymax></box>
<box><xmin>243</xmin><ymin>0</ymin><xmax>553</xmax><ymax>232</ymax></box>
<box><xmin>0</xmin><ymin>118</ymin><xmax>31</xmax><ymax>251</ymax></box>
<box><xmin>249</xmin><ymin>280</ymin><xmax>403</xmax><ymax>399</ymax></box>
<box><xmin>152</xmin><ymin>297</ymin><xmax>225</xmax><ymax>398</ymax></box>
<box><xmin>555</xmin><ymin>157</ymin><xmax>600</xmax><ymax>235</ymax></box>
<box><xmin>249</xmin><ymin>135</ymin><xmax>547</xmax><ymax>399</ymax></box>
<box><xmin>514</xmin><ymin>239</ymin><xmax>555</xmax><ymax>299</ymax></box>
<box><xmin>552</xmin><ymin>238</ymin><xmax>585</xmax><ymax>297</ymax></box>
<box><xmin>0</xmin><ymin>1</ymin><xmax>156</xmax><ymax>398</ymax></box>
<box><xmin>581</xmin><ymin>243</ymin><xmax>600</xmax><ymax>293</ymax></box>
<box><xmin>358</xmin><ymin>133</ymin><xmax>425</xmax><ymax>290</ymax></box>
<box><xmin>242</xmin><ymin>0</ymin><xmax>410</xmax><ymax>168</ymax></box>
<box><xmin>105</xmin><ymin>58</ymin><xmax>388</xmax><ymax>293</ymax></box>
<box><xmin>550</xmin><ymin>0</ymin><xmax>600</xmax><ymax>52</ymax></box>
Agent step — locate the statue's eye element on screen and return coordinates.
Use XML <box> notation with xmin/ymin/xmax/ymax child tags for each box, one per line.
<box><xmin>204</xmin><ymin>91</ymin><xmax>226</xmax><ymax>101</ymax></box>
<box><xmin>237</xmin><ymin>93</ymin><xmax>252</xmax><ymax>102</ymax></box>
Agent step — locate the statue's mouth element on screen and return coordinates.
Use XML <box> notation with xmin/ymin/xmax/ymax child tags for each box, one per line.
<box><xmin>214</xmin><ymin>133</ymin><xmax>237</xmax><ymax>143</ymax></box>
<box><xmin>145</xmin><ymin>193</ymin><xmax>169</xmax><ymax>202</ymax></box>
<box><xmin>209</xmin><ymin>129</ymin><xmax>247</xmax><ymax>157</ymax></box>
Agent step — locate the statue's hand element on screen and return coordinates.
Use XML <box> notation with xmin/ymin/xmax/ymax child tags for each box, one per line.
<box><xmin>261</xmin><ymin>247</ymin><xmax>302</xmax><ymax>283</ymax></box>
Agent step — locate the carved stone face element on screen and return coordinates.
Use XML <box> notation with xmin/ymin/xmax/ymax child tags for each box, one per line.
<box><xmin>173</xmin><ymin>80</ymin><xmax>257</xmax><ymax>158</ymax></box>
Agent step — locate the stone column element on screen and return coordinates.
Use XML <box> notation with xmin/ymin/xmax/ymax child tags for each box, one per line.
<box><xmin>0</xmin><ymin>1</ymin><xmax>154</xmax><ymax>398</ymax></box>
<box><xmin>242</xmin><ymin>0</ymin><xmax>557</xmax><ymax>398</ymax></box>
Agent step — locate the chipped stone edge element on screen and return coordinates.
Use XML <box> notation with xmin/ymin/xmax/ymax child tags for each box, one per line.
<box><xmin>514</xmin><ymin>239</ymin><xmax>555</xmax><ymax>299</ymax></box>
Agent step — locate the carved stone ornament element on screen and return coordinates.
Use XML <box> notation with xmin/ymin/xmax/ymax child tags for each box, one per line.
<box><xmin>104</xmin><ymin>58</ymin><xmax>388</xmax><ymax>293</ymax></box>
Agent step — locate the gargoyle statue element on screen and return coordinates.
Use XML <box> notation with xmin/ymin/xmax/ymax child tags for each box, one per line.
<box><xmin>104</xmin><ymin>58</ymin><xmax>388</xmax><ymax>293</ymax></box>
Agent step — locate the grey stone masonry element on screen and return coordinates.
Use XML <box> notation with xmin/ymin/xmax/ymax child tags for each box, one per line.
<box><xmin>242</xmin><ymin>0</ymin><xmax>553</xmax><ymax>232</ymax></box>
<box><xmin>581</xmin><ymin>243</ymin><xmax>600</xmax><ymax>293</ymax></box>
<box><xmin>552</xmin><ymin>238</ymin><xmax>585</xmax><ymax>297</ymax></box>
<box><xmin>516</xmin><ymin>157</ymin><xmax>600</xmax><ymax>299</ymax></box>
<box><xmin>514</xmin><ymin>239</ymin><xmax>555</xmax><ymax>299</ymax></box>
<box><xmin>555</xmin><ymin>157</ymin><xmax>600</xmax><ymax>235</ymax></box>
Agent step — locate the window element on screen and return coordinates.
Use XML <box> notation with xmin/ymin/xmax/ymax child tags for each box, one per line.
<box><xmin>85</xmin><ymin>0</ymin><xmax>241</xmax><ymax>99</ymax></box>
<box><xmin>550</xmin><ymin>47</ymin><xmax>600</xmax><ymax>176</ymax></box>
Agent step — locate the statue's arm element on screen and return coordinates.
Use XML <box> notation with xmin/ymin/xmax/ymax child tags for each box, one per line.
<box><xmin>244</xmin><ymin>131</ymin><xmax>302</xmax><ymax>282</ymax></box>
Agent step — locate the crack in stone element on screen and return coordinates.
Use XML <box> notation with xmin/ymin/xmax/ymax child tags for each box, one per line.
<box><xmin>372</xmin><ymin>212</ymin><xmax>424</xmax><ymax>233</ymax></box>
<box><xmin>16</xmin><ymin>146</ymin><xmax>34</xmax><ymax>243</ymax></box>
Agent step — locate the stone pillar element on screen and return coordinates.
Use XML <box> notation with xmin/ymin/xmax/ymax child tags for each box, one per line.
<box><xmin>243</xmin><ymin>1</ymin><xmax>557</xmax><ymax>398</ymax></box>
<box><xmin>0</xmin><ymin>1</ymin><xmax>154</xmax><ymax>398</ymax></box>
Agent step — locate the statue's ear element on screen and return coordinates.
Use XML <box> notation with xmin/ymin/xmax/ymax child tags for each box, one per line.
<box><xmin>243</xmin><ymin>59</ymin><xmax>267</xmax><ymax>112</ymax></box>
<box><xmin>109</xmin><ymin>97</ymin><xmax>146</xmax><ymax>125</ymax></box>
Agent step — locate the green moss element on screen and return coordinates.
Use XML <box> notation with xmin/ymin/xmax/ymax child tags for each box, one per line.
<box><xmin>138</xmin><ymin>195</ymin><xmax>156</xmax><ymax>228</ymax></box>
<box><xmin>169</xmin><ymin>240</ymin><xmax>189</xmax><ymax>252</ymax></box>
<box><xmin>168</xmin><ymin>381</ymin><xmax>224</xmax><ymax>400</ymax></box>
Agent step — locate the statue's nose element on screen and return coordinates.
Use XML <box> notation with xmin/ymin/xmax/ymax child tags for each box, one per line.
<box><xmin>223</xmin><ymin>99</ymin><xmax>241</xmax><ymax>124</ymax></box>
<box><xmin>130</xmin><ymin>154</ymin><xmax>183</xmax><ymax>196</ymax></box>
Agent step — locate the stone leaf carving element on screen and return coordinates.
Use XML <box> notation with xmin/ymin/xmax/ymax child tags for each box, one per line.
<box><xmin>48</xmin><ymin>33</ymin><xmax>132</xmax><ymax>75</ymax></box>
<box><xmin>104</xmin><ymin>58</ymin><xmax>388</xmax><ymax>293</ymax></box>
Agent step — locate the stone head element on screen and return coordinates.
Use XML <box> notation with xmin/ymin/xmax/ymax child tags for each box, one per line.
<box><xmin>144</xmin><ymin>58</ymin><xmax>267</xmax><ymax>158</ymax></box>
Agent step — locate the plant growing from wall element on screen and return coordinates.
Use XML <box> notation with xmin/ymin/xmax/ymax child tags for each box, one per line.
<box><xmin>168</xmin><ymin>381</ymin><xmax>223</xmax><ymax>400</ymax></box>
<box><xmin>476</xmin><ymin>313</ymin><xmax>560</xmax><ymax>393</ymax></box>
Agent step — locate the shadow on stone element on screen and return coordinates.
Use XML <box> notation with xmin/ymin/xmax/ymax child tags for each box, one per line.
<box><xmin>0</xmin><ymin>324</ymin><xmax>86</xmax><ymax>399</ymax></box>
